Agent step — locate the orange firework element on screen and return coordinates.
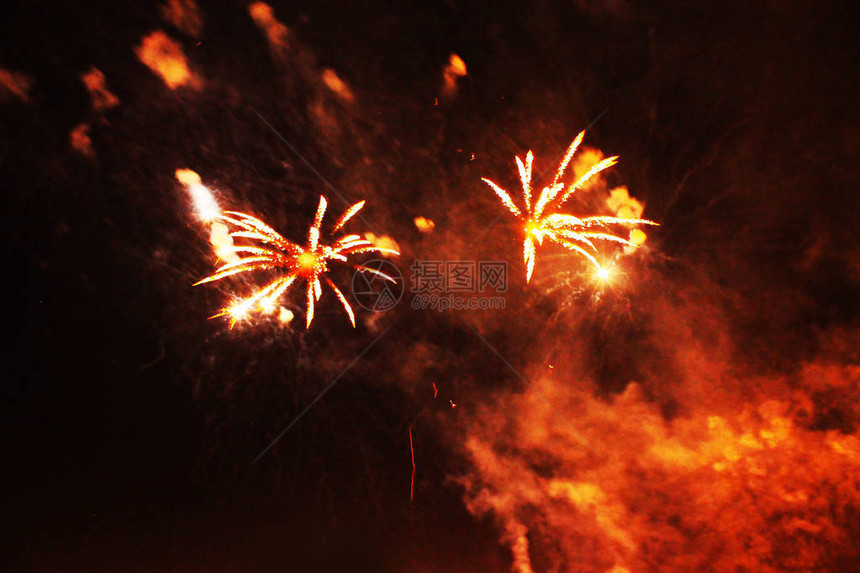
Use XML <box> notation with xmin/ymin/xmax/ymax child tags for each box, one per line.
<box><xmin>195</xmin><ymin>196</ymin><xmax>398</xmax><ymax>328</ymax></box>
<box><xmin>482</xmin><ymin>131</ymin><xmax>658</xmax><ymax>283</ymax></box>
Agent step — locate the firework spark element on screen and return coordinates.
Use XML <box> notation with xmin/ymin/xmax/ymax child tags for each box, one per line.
<box><xmin>482</xmin><ymin>131</ymin><xmax>658</xmax><ymax>283</ymax></box>
<box><xmin>409</xmin><ymin>424</ymin><xmax>416</xmax><ymax>502</ymax></box>
<box><xmin>195</xmin><ymin>196</ymin><xmax>399</xmax><ymax>328</ymax></box>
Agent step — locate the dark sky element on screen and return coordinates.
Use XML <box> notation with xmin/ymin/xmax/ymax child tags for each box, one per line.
<box><xmin>2</xmin><ymin>0</ymin><xmax>858</xmax><ymax>571</ymax></box>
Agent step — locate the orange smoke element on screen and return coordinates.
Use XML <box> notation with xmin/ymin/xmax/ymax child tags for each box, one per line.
<box><xmin>461</xmin><ymin>343</ymin><xmax>860</xmax><ymax>571</ymax></box>
<box><xmin>0</xmin><ymin>67</ymin><xmax>33</xmax><ymax>103</ymax></box>
<box><xmin>248</xmin><ymin>2</ymin><xmax>290</xmax><ymax>62</ymax></box>
<box><xmin>135</xmin><ymin>30</ymin><xmax>198</xmax><ymax>89</ymax></box>
<box><xmin>69</xmin><ymin>123</ymin><xmax>94</xmax><ymax>157</ymax></box>
<box><xmin>570</xmin><ymin>147</ymin><xmax>607</xmax><ymax>192</ymax></box>
<box><xmin>607</xmin><ymin>187</ymin><xmax>650</xmax><ymax>250</ymax></box>
<box><xmin>606</xmin><ymin>186</ymin><xmax>644</xmax><ymax>220</ymax></box>
<box><xmin>160</xmin><ymin>0</ymin><xmax>203</xmax><ymax>37</ymax></box>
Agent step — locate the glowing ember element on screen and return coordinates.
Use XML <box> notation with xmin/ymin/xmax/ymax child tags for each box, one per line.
<box><xmin>195</xmin><ymin>195</ymin><xmax>399</xmax><ymax>328</ymax></box>
<box><xmin>277</xmin><ymin>306</ymin><xmax>294</xmax><ymax>325</ymax></box>
<box><xmin>629</xmin><ymin>228</ymin><xmax>647</xmax><ymax>246</ymax></box>
<box><xmin>414</xmin><ymin>216</ymin><xmax>436</xmax><ymax>233</ymax></box>
<box><xmin>80</xmin><ymin>67</ymin><xmax>119</xmax><ymax>112</ymax></box>
<box><xmin>447</xmin><ymin>53</ymin><xmax>468</xmax><ymax>77</ymax></box>
<box><xmin>321</xmin><ymin>69</ymin><xmax>355</xmax><ymax>103</ymax></box>
<box><xmin>482</xmin><ymin>130</ymin><xmax>658</xmax><ymax>283</ymax></box>
<box><xmin>135</xmin><ymin>30</ymin><xmax>197</xmax><ymax>89</ymax></box>
<box><xmin>442</xmin><ymin>53</ymin><xmax>468</xmax><ymax>98</ymax></box>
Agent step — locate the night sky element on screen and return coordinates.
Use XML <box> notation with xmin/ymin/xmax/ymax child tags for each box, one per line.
<box><xmin>3</xmin><ymin>1</ymin><xmax>859</xmax><ymax>571</ymax></box>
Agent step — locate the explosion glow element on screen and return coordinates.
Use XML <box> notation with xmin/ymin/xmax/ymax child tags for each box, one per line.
<box><xmin>482</xmin><ymin>130</ymin><xmax>658</xmax><ymax>283</ymax></box>
<box><xmin>195</xmin><ymin>196</ymin><xmax>399</xmax><ymax>328</ymax></box>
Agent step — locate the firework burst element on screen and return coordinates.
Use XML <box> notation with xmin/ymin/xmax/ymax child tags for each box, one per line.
<box><xmin>482</xmin><ymin>130</ymin><xmax>658</xmax><ymax>283</ymax></box>
<box><xmin>195</xmin><ymin>196</ymin><xmax>399</xmax><ymax>328</ymax></box>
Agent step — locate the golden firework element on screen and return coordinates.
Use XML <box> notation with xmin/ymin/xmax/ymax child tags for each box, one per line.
<box><xmin>482</xmin><ymin>131</ymin><xmax>658</xmax><ymax>283</ymax></box>
<box><xmin>195</xmin><ymin>196</ymin><xmax>398</xmax><ymax>328</ymax></box>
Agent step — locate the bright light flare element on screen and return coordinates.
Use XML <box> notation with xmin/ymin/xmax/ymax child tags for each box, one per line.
<box><xmin>482</xmin><ymin>130</ymin><xmax>658</xmax><ymax>283</ymax></box>
<box><xmin>595</xmin><ymin>266</ymin><xmax>612</xmax><ymax>282</ymax></box>
<box><xmin>195</xmin><ymin>195</ymin><xmax>399</xmax><ymax>329</ymax></box>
